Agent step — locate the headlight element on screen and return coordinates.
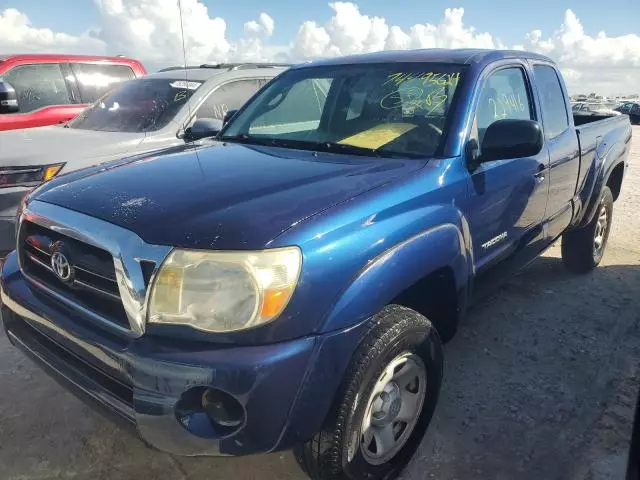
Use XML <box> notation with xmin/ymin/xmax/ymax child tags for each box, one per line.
<box><xmin>0</xmin><ymin>163</ymin><xmax>64</xmax><ymax>188</ymax></box>
<box><xmin>148</xmin><ymin>247</ymin><xmax>302</xmax><ymax>333</ymax></box>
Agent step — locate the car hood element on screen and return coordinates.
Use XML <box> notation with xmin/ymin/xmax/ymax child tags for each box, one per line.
<box><xmin>33</xmin><ymin>142</ymin><xmax>427</xmax><ymax>249</ymax></box>
<box><xmin>0</xmin><ymin>126</ymin><xmax>145</xmax><ymax>168</ymax></box>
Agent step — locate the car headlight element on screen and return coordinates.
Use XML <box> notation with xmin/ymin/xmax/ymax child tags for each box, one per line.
<box><xmin>148</xmin><ymin>246</ymin><xmax>302</xmax><ymax>333</ymax></box>
<box><xmin>0</xmin><ymin>163</ymin><xmax>64</xmax><ymax>189</ymax></box>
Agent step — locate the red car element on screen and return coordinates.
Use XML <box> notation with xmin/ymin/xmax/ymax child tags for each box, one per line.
<box><xmin>0</xmin><ymin>54</ymin><xmax>146</xmax><ymax>131</ymax></box>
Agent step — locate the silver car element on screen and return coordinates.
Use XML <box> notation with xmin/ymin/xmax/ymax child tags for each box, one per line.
<box><xmin>0</xmin><ymin>63</ymin><xmax>289</xmax><ymax>253</ymax></box>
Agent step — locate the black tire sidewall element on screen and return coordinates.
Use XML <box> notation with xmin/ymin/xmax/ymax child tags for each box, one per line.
<box><xmin>341</xmin><ymin>312</ymin><xmax>443</xmax><ymax>480</ymax></box>
<box><xmin>592</xmin><ymin>186</ymin><xmax>614</xmax><ymax>265</ymax></box>
<box><xmin>562</xmin><ymin>185</ymin><xmax>614</xmax><ymax>273</ymax></box>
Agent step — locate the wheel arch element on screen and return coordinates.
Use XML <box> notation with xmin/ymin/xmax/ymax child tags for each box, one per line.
<box><xmin>578</xmin><ymin>140</ymin><xmax>628</xmax><ymax>228</ymax></box>
<box><xmin>607</xmin><ymin>162</ymin><xmax>625</xmax><ymax>201</ymax></box>
<box><xmin>320</xmin><ymin>223</ymin><xmax>471</xmax><ymax>337</ymax></box>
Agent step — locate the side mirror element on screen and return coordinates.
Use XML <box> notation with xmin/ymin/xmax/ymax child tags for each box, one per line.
<box><xmin>223</xmin><ymin>109</ymin><xmax>238</xmax><ymax>126</ymax></box>
<box><xmin>0</xmin><ymin>80</ymin><xmax>19</xmax><ymax>114</ymax></box>
<box><xmin>479</xmin><ymin>119</ymin><xmax>543</xmax><ymax>163</ymax></box>
<box><xmin>185</xmin><ymin>117</ymin><xmax>224</xmax><ymax>141</ymax></box>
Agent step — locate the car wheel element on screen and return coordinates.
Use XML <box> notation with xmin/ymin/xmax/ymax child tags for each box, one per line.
<box><xmin>294</xmin><ymin>304</ymin><xmax>443</xmax><ymax>480</ymax></box>
<box><xmin>561</xmin><ymin>186</ymin><xmax>614</xmax><ymax>274</ymax></box>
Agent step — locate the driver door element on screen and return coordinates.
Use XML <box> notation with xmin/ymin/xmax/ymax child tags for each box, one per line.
<box><xmin>466</xmin><ymin>65</ymin><xmax>549</xmax><ymax>274</ymax></box>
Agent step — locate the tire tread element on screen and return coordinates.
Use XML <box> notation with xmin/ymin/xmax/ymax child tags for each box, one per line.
<box><xmin>295</xmin><ymin>305</ymin><xmax>441</xmax><ymax>480</ymax></box>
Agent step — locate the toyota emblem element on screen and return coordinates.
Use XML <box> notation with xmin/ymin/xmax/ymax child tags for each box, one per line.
<box><xmin>51</xmin><ymin>251</ymin><xmax>72</xmax><ymax>282</ymax></box>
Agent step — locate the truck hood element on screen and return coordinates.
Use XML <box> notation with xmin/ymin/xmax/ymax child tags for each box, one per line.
<box><xmin>0</xmin><ymin>126</ymin><xmax>145</xmax><ymax>168</ymax></box>
<box><xmin>33</xmin><ymin>142</ymin><xmax>426</xmax><ymax>249</ymax></box>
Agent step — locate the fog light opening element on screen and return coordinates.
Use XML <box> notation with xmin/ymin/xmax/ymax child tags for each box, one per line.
<box><xmin>175</xmin><ymin>386</ymin><xmax>245</xmax><ymax>439</ymax></box>
<box><xmin>202</xmin><ymin>387</ymin><xmax>244</xmax><ymax>428</ymax></box>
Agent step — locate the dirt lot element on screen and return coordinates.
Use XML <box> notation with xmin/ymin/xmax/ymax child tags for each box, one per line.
<box><xmin>1</xmin><ymin>127</ymin><xmax>639</xmax><ymax>480</ymax></box>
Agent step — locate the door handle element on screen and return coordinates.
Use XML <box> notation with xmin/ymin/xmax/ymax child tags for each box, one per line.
<box><xmin>534</xmin><ymin>164</ymin><xmax>546</xmax><ymax>183</ymax></box>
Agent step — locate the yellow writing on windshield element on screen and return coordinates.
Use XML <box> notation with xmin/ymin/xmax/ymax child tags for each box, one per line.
<box><xmin>383</xmin><ymin>72</ymin><xmax>461</xmax><ymax>88</ymax></box>
<box><xmin>338</xmin><ymin>123</ymin><xmax>417</xmax><ymax>149</ymax></box>
<box><xmin>174</xmin><ymin>90</ymin><xmax>187</xmax><ymax>102</ymax></box>
<box><xmin>380</xmin><ymin>86</ymin><xmax>448</xmax><ymax>115</ymax></box>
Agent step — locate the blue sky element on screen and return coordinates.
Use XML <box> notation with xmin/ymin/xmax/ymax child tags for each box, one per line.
<box><xmin>4</xmin><ymin>0</ymin><xmax>639</xmax><ymax>45</ymax></box>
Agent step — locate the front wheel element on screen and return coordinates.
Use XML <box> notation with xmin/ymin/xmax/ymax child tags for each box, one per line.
<box><xmin>294</xmin><ymin>305</ymin><xmax>443</xmax><ymax>480</ymax></box>
<box><xmin>561</xmin><ymin>186</ymin><xmax>614</xmax><ymax>273</ymax></box>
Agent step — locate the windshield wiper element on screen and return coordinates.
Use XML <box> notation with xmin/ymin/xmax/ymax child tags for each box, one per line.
<box><xmin>218</xmin><ymin>134</ymin><xmax>280</xmax><ymax>147</ymax></box>
<box><xmin>219</xmin><ymin>135</ymin><xmax>311</xmax><ymax>150</ymax></box>
<box><xmin>312</xmin><ymin>142</ymin><xmax>381</xmax><ymax>157</ymax></box>
<box><xmin>218</xmin><ymin>136</ymin><xmax>416</xmax><ymax>158</ymax></box>
<box><xmin>218</xmin><ymin>133</ymin><xmax>251</xmax><ymax>143</ymax></box>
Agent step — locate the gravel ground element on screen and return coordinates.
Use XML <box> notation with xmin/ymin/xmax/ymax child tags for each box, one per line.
<box><xmin>1</xmin><ymin>127</ymin><xmax>639</xmax><ymax>480</ymax></box>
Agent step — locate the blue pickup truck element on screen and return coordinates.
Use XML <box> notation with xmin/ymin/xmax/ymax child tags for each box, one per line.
<box><xmin>0</xmin><ymin>49</ymin><xmax>632</xmax><ymax>480</ymax></box>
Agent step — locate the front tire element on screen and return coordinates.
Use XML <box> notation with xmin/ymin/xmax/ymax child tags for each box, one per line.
<box><xmin>561</xmin><ymin>186</ymin><xmax>614</xmax><ymax>274</ymax></box>
<box><xmin>294</xmin><ymin>305</ymin><xmax>443</xmax><ymax>480</ymax></box>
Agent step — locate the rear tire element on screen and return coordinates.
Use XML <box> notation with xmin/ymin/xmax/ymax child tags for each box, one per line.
<box><xmin>561</xmin><ymin>186</ymin><xmax>613</xmax><ymax>274</ymax></box>
<box><xmin>294</xmin><ymin>305</ymin><xmax>443</xmax><ymax>480</ymax></box>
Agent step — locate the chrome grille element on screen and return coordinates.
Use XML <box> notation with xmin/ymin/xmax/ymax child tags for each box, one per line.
<box><xmin>19</xmin><ymin>220</ymin><xmax>130</xmax><ymax>327</ymax></box>
<box><xmin>18</xmin><ymin>200</ymin><xmax>173</xmax><ymax>337</ymax></box>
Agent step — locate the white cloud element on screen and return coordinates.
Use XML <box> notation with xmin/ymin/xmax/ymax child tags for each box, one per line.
<box><xmin>522</xmin><ymin>10</ymin><xmax>640</xmax><ymax>67</ymax></box>
<box><xmin>288</xmin><ymin>4</ymin><xmax>639</xmax><ymax>94</ymax></box>
<box><xmin>521</xmin><ymin>9</ymin><xmax>640</xmax><ymax>93</ymax></box>
<box><xmin>244</xmin><ymin>13</ymin><xmax>274</xmax><ymax>37</ymax></box>
<box><xmin>291</xmin><ymin>5</ymin><xmax>496</xmax><ymax>59</ymax></box>
<box><xmin>290</xmin><ymin>1</ymin><xmax>392</xmax><ymax>60</ymax></box>
<box><xmin>0</xmin><ymin>2</ymin><xmax>271</xmax><ymax>70</ymax></box>
<box><xmin>0</xmin><ymin>2</ymin><xmax>638</xmax><ymax>94</ymax></box>
<box><xmin>0</xmin><ymin>8</ymin><xmax>103</xmax><ymax>53</ymax></box>
<box><xmin>95</xmin><ymin>0</ymin><xmax>231</xmax><ymax>68</ymax></box>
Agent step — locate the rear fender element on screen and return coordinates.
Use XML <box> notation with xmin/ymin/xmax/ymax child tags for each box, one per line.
<box><xmin>321</xmin><ymin>223</ymin><xmax>470</xmax><ymax>333</ymax></box>
<box><xmin>577</xmin><ymin>136</ymin><xmax>629</xmax><ymax>228</ymax></box>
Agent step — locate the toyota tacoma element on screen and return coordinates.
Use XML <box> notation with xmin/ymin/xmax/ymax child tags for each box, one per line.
<box><xmin>0</xmin><ymin>49</ymin><xmax>632</xmax><ymax>480</ymax></box>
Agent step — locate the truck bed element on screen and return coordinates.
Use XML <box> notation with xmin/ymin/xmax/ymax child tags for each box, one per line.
<box><xmin>575</xmin><ymin>113</ymin><xmax>630</xmax><ymax>152</ymax></box>
<box><xmin>573</xmin><ymin>112</ymin><xmax>632</xmax><ymax>226</ymax></box>
<box><xmin>573</xmin><ymin>113</ymin><xmax>620</xmax><ymax>127</ymax></box>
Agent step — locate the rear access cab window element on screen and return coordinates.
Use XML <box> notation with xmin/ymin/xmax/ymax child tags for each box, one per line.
<box><xmin>533</xmin><ymin>65</ymin><xmax>570</xmax><ymax>139</ymax></box>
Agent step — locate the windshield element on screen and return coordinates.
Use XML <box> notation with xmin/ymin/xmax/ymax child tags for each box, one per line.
<box><xmin>220</xmin><ymin>63</ymin><xmax>465</xmax><ymax>158</ymax></box>
<box><xmin>67</xmin><ymin>78</ymin><xmax>202</xmax><ymax>133</ymax></box>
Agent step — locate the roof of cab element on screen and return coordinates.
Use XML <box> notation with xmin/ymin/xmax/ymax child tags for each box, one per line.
<box><xmin>293</xmin><ymin>48</ymin><xmax>555</xmax><ymax>69</ymax></box>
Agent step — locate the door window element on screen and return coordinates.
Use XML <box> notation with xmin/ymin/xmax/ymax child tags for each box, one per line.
<box><xmin>473</xmin><ymin>67</ymin><xmax>533</xmax><ymax>145</ymax></box>
<box><xmin>71</xmin><ymin>63</ymin><xmax>135</xmax><ymax>103</ymax></box>
<box><xmin>533</xmin><ymin>65</ymin><xmax>570</xmax><ymax>139</ymax></box>
<box><xmin>3</xmin><ymin>63</ymin><xmax>71</xmax><ymax>113</ymax></box>
<box><xmin>195</xmin><ymin>79</ymin><xmax>262</xmax><ymax>121</ymax></box>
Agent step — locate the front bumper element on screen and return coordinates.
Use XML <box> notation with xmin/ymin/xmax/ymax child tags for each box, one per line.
<box><xmin>1</xmin><ymin>251</ymin><xmax>352</xmax><ymax>456</ymax></box>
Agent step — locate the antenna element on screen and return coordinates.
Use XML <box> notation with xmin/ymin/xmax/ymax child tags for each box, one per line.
<box><xmin>177</xmin><ymin>0</ymin><xmax>191</xmax><ymax>121</ymax></box>
<box><xmin>176</xmin><ymin>0</ymin><xmax>204</xmax><ymax>176</ymax></box>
